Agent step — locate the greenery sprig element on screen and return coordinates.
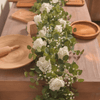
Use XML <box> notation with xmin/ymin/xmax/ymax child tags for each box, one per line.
<box><xmin>25</xmin><ymin>0</ymin><xmax>84</xmax><ymax>100</ymax></box>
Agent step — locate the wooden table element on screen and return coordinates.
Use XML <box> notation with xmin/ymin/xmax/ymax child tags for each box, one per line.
<box><xmin>1</xmin><ymin>1</ymin><xmax>100</xmax><ymax>100</ymax></box>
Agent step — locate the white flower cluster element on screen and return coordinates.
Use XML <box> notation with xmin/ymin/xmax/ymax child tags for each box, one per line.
<box><xmin>40</xmin><ymin>3</ymin><xmax>53</xmax><ymax>13</ymax></box>
<box><xmin>33</xmin><ymin>38</ymin><xmax>46</xmax><ymax>49</ymax></box>
<box><xmin>37</xmin><ymin>56</ymin><xmax>52</xmax><ymax>73</ymax></box>
<box><xmin>58</xmin><ymin>46</ymin><xmax>69</xmax><ymax>60</ymax></box>
<box><xmin>49</xmin><ymin>77</ymin><xmax>65</xmax><ymax>91</ymax></box>
<box><xmin>38</xmin><ymin>26</ymin><xmax>47</xmax><ymax>37</ymax></box>
<box><xmin>58</xmin><ymin>18</ymin><xmax>66</xmax><ymax>28</ymax></box>
<box><xmin>55</xmin><ymin>25</ymin><xmax>62</xmax><ymax>32</ymax></box>
<box><xmin>34</xmin><ymin>14</ymin><xmax>42</xmax><ymax>25</ymax></box>
<box><xmin>51</xmin><ymin>0</ymin><xmax>59</xmax><ymax>3</ymax></box>
<box><xmin>32</xmin><ymin>0</ymin><xmax>72</xmax><ymax>93</ymax></box>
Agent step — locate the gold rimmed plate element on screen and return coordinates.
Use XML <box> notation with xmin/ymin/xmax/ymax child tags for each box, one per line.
<box><xmin>71</xmin><ymin>20</ymin><xmax>100</xmax><ymax>40</ymax></box>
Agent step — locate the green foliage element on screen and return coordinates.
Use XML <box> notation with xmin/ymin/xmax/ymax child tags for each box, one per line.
<box><xmin>24</xmin><ymin>71</ymin><xmax>28</xmax><ymax>77</ymax></box>
<box><xmin>29</xmin><ymin>71</ymin><xmax>34</xmax><ymax>77</ymax></box>
<box><xmin>29</xmin><ymin>85</ymin><xmax>36</xmax><ymax>89</ymax></box>
<box><xmin>78</xmin><ymin>79</ymin><xmax>84</xmax><ymax>82</ymax></box>
<box><xmin>27</xmin><ymin>45</ymin><xmax>31</xmax><ymax>50</ymax></box>
<box><xmin>30</xmin><ymin>78</ymin><xmax>35</xmax><ymax>83</ymax></box>
<box><xmin>28</xmin><ymin>53</ymin><xmax>32</xmax><ymax>59</ymax></box>
<box><xmin>36</xmin><ymin>81</ymin><xmax>39</xmax><ymax>85</ymax></box>
<box><xmin>26</xmin><ymin>0</ymin><xmax>84</xmax><ymax>100</ymax></box>
<box><xmin>73</xmin><ymin>28</ymin><xmax>77</xmax><ymax>32</ymax></box>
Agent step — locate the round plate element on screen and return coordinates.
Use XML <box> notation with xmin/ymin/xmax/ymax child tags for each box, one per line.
<box><xmin>0</xmin><ymin>34</ymin><xmax>33</xmax><ymax>69</ymax></box>
<box><xmin>71</xmin><ymin>20</ymin><xmax>100</xmax><ymax>40</ymax></box>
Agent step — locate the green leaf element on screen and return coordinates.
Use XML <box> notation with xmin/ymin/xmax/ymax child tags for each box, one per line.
<box><xmin>69</xmin><ymin>68</ymin><xmax>74</xmax><ymax>74</ymax></box>
<box><xmin>72</xmin><ymin>62</ymin><xmax>78</xmax><ymax>69</ymax></box>
<box><xmin>50</xmin><ymin>91</ymin><xmax>58</xmax><ymax>98</ymax></box>
<box><xmin>58</xmin><ymin>59</ymin><xmax>63</xmax><ymax>64</ymax></box>
<box><xmin>28</xmin><ymin>53</ymin><xmax>32</xmax><ymax>59</ymax></box>
<box><xmin>29</xmin><ymin>85</ymin><xmax>36</xmax><ymax>89</ymax></box>
<box><xmin>35</xmin><ymin>95</ymin><xmax>41</xmax><ymax>100</ymax></box>
<box><xmin>30</xmin><ymin>68</ymin><xmax>35</xmax><ymax>71</ymax></box>
<box><xmin>73</xmin><ymin>28</ymin><xmax>77</xmax><ymax>32</ymax></box>
<box><xmin>31</xmin><ymin>48</ymin><xmax>35</xmax><ymax>53</ymax></box>
<box><xmin>75</xmin><ymin>50</ymin><xmax>80</xmax><ymax>55</ymax></box>
<box><xmin>78</xmin><ymin>79</ymin><xmax>84</xmax><ymax>82</ymax></box>
<box><xmin>27</xmin><ymin>45</ymin><xmax>31</xmax><ymax>50</ymax></box>
<box><xmin>59</xmin><ymin>64</ymin><xmax>64</xmax><ymax>71</ymax></box>
<box><xmin>33</xmin><ymin>54</ymin><xmax>37</xmax><ymax>60</ymax></box>
<box><xmin>35</xmin><ymin>66</ymin><xmax>42</xmax><ymax>74</ymax></box>
<box><xmin>37</xmin><ymin>47</ymin><xmax>41</xmax><ymax>52</ymax></box>
<box><xmin>29</xmin><ymin>71</ymin><xmax>34</xmax><ymax>77</ymax></box>
<box><xmin>81</xmin><ymin>49</ymin><xmax>84</xmax><ymax>55</ymax></box>
<box><xmin>78</xmin><ymin>70</ymin><xmax>82</xmax><ymax>75</ymax></box>
<box><xmin>42</xmin><ymin>87</ymin><xmax>47</xmax><ymax>95</ymax></box>
<box><xmin>32</xmin><ymin>37</ymin><xmax>36</xmax><ymax>41</ymax></box>
<box><xmin>72</xmin><ymin>70</ymin><xmax>77</xmax><ymax>75</ymax></box>
<box><xmin>56</xmin><ymin>71</ymin><xmax>63</xmax><ymax>76</ymax></box>
<box><xmin>53</xmin><ymin>33</ymin><xmax>59</xmax><ymax>39</ymax></box>
<box><xmin>50</xmin><ymin>41</ymin><xmax>56</xmax><ymax>47</ymax></box>
<box><xmin>30</xmin><ymin>78</ymin><xmax>35</xmax><ymax>83</ymax></box>
<box><xmin>50</xmin><ymin>48</ymin><xmax>54</xmax><ymax>54</ymax></box>
<box><xmin>50</xmin><ymin>58</ymin><xmax>56</xmax><ymax>64</ymax></box>
<box><xmin>45</xmin><ymin>48</ymin><xmax>49</xmax><ymax>54</ymax></box>
<box><xmin>36</xmin><ymin>81</ymin><xmax>39</xmax><ymax>85</ymax></box>
<box><xmin>24</xmin><ymin>71</ymin><xmax>28</xmax><ymax>77</ymax></box>
<box><xmin>45</xmin><ymin>55</ymin><xmax>50</xmax><ymax>61</ymax></box>
<box><xmin>52</xmin><ymin>65</ymin><xmax>57</xmax><ymax>72</ymax></box>
<box><xmin>63</xmin><ymin>55</ymin><xmax>69</xmax><ymax>61</ymax></box>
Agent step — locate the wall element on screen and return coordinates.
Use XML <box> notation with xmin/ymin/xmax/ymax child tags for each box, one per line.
<box><xmin>85</xmin><ymin>0</ymin><xmax>100</xmax><ymax>21</ymax></box>
<box><xmin>0</xmin><ymin>0</ymin><xmax>12</xmax><ymax>35</ymax></box>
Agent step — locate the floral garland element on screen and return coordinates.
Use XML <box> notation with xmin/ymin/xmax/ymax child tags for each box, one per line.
<box><xmin>25</xmin><ymin>0</ymin><xmax>84</xmax><ymax>100</ymax></box>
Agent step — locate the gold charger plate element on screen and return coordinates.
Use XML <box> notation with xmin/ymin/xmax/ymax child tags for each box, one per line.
<box><xmin>0</xmin><ymin>34</ymin><xmax>33</xmax><ymax>69</ymax></box>
<box><xmin>71</xmin><ymin>20</ymin><xmax>100</xmax><ymax>40</ymax></box>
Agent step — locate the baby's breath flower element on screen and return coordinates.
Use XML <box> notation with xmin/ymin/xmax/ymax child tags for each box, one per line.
<box><xmin>57</xmin><ymin>69</ymin><xmax>59</xmax><ymax>72</ymax></box>
<box><xmin>55</xmin><ymin>64</ymin><xmax>57</xmax><ymax>66</ymax></box>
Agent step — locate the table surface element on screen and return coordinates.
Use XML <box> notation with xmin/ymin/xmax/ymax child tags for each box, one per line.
<box><xmin>1</xmin><ymin>1</ymin><xmax>100</xmax><ymax>82</ymax></box>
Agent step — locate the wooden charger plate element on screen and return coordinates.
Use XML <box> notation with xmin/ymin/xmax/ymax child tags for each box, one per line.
<box><xmin>12</xmin><ymin>9</ymin><xmax>36</xmax><ymax>23</ymax></box>
<box><xmin>16</xmin><ymin>0</ymin><xmax>36</xmax><ymax>8</ymax></box>
<box><xmin>0</xmin><ymin>34</ymin><xmax>33</xmax><ymax>69</ymax></box>
<box><xmin>71</xmin><ymin>21</ymin><xmax>100</xmax><ymax>40</ymax></box>
<box><xmin>8</xmin><ymin>0</ymin><xmax>19</xmax><ymax>2</ymax></box>
<box><xmin>66</xmin><ymin>0</ymin><xmax>85</xmax><ymax>6</ymax></box>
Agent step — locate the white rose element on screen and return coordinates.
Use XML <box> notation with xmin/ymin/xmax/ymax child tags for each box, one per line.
<box><xmin>58</xmin><ymin>18</ymin><xmax>66</xmax><ymax>28</ymax></box>
<box><xmin>55</xmin><ymin>25</ymin><xmax>62</xmax><ymax>32</ymax></box>
<box><xmin>36</xmin><ymin>56</ymin><xmax>52</xmax><ymax>73</ymax></box>
<box><xmin>58</xmin><ymin>46</ymin><xmax>69</xmax><ymax>60</ymax></box>
<box><xmin>33</xmin><ymin>38</ymin><xmax>47</xmax><ymax>49</ymax></box>
<box><xmin>38</xmin><ymin>26</ymin><xmax>47</xmax><ymax>37</ymax></box>
<box><xmin>49</xmin><ymin>77</ymin><xmax>65</xmax><ymax>91</ymax></box>
<box><xmin>51</xmin><ymin>0</ymin><xmax>59</xmax><ymax>3</ymax></box>
<box><xmin>34</xmin><ymin>14</ymin><xmax>42</xmax><ymax>25</ymax></box>
<box><xmin>40</xmin><ymin>3</ymin><xmax>53</xmax><ymax>13</ymax></box>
